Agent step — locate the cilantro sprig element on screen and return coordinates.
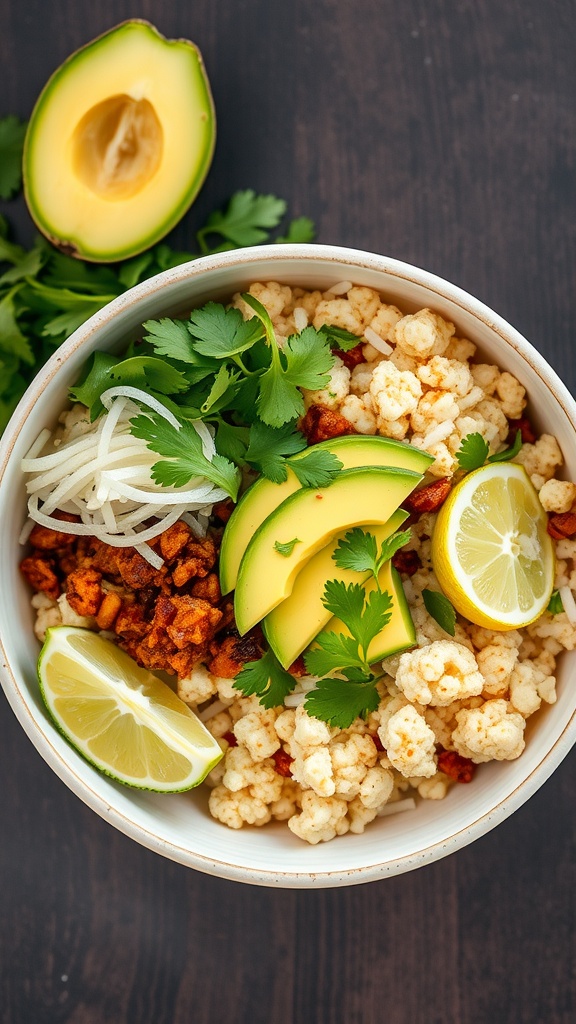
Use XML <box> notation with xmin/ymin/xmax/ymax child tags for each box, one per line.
<box><xmin>0</xmin><ymin>116</ymin><xmax>26</xmax><ymax>199</ymax></box>
<box><xmin>233</xmin><ymin>648</ymin><xmax>297</xmax><ymax>709</ymax></box>
<box><xmin>455</xmin><ymin>429</ymin><xmax>523</xmax><ymax>472</ymax></box>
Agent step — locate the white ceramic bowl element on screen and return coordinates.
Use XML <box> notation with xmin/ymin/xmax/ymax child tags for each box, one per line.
<box><xmin>1</xmin><ymin>244</ymin><xmax>575</xmax><ymax>887</ymax></box>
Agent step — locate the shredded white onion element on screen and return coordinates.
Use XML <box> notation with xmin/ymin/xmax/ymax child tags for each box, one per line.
<box><xmin>377</xmin><ymin>798</ymin><xmax>417</xmax><ymax>818</ymax></box>
<box><xmin>326</xmin><ymin>280</ymin><xmax>353</xmax><ymax>295</ymax></box>
<box><xmin>293</xmin><ymin>306</ymin><xmax>309</xmax><ymax>332</ymax></box>
<box><xmin>198</xmin><ymin>699</ymin><xmax>231</xmax><ymax>723</ymax></box>
<box><xmin>363</xmin><ymin>326</ymin><xmax>393</xmax><ymax>356</ymax></box>
<box><xmin>21</xmin><ymin>387</ymin><xmax>230</xmax><ymax>563</ymax></box>
<box><xmin>421</xmin><ymin>420</ymin><xmax>454</xmax><ymax>449</ymax></box>
<box><xmin>559</xmin><ymin>586</ymin><xmax>576</xmax><ymax>623</ymax></box>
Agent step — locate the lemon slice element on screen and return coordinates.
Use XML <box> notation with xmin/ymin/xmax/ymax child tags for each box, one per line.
<box><xmin>38</xmin><ymin>626</ymin><xmax>223</xmax><ymax>791</ymax></box>
<box><xmin>431</xmin><ymin>462</ymin><xmax>555</xmax><ymax>630</ymax></box>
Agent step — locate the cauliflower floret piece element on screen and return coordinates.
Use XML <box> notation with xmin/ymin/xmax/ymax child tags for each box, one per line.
<box><xmin>205</xmin><ymin>710</ymin><xmax>234</xmax><ymax>740</ymax></box>
<box><xmin>476</xmin><ymin>644</ymin><xmax>519</xmax><ymax>697</ymax></box>
<box><xmin>424</xmin><ymin>697</ymin><xmax>484</xmax><ymax>749</ymax></box>
<box><xmin>208</xmin><ymin>785</ymin><xmax>274</xmax><ymax>829</ymax></box>
<box><xmin>350</xmin><ymin>359</ymin><xmax>379</xmax><ymax>396</ymax></box>
<box><xmin>291</xmin><ymin>288</ymin><xmax>324</xmax><ymax>320</ymax></box>
<box><xmin>466</xmin><ymin>625</ymin><xmax>524</xmax><ymax>651</ymax></box>
<box><xmin>312</xmin><ymin>298</ymin><xmax>364</xmax><ymax>336</ymax></box>
<box><xmin>515</xmin><ymin>435</ymin><xmax>563</xmax><ymax>489</ymax></box>
<box><xmin>452</xmin><ymin>699</ymin><xmax>526</xmax><ymax>763</ymax></box>
<box><xmin>234</xmin><ymin>281</ymin><xmax>292</xmax><ymax>322</ymax></box>
<box><xmin>456</xmin><ymin>385</ymin><xmax>485</xmax><ymax>413</ymax></box>
<box><xmin>178</xmin><ymin>664</ymin><xmax>218</xmax><ymax>705</ymax></box>
<box><xmin>271</xmin><ymin>780</ymin><xmax>301</xmax><ymax>821</ymax></box>
<box><xmin>347</xmin><ymin>285</ymin><xmax>381</xmax><ymax>325</ymax></box>
<box><xmin>470</xmin><ymin>363</ymin><xmax>500</xmax><ymax>395</ymax></box>
<box><xmin>215</xmin><ymin>676</ymin><xmax>239</xmax><ymax>702</ymax></box>
<box><xmin>287</xmin><ymin>791</ymin><xmax>350</xmax><ymax>844</ymax></box>
<box><xmin>222</xmin><ymin>745</ymin><xmax>283</xmax><ymax>802</ymax></box>
<box><xmin>346</xmin><ymin>797</ymin><xmax>379</xmax><ymax>833</ymax></box>
<box><xmin>338</xmin><ymin>394</ymin><xmax>377</xmax><ymax>434</ymax></box>
<box><xmin>411</xmin><ymin>438</ymin><xmax>455</xmax><ymax>477</ymax></box>
<box><xmin>395</xmin><ymin>640</ymin><xmax>485</xmax><ymax>707</ymax></box>
<box><xmin>378</xmin><ymin>704</ymin><xmax>437</xmax><ymax>778</ymax></box>
<box><xmin>471</xmin><ymin>399</ymin><xmax>509</xmax><ymax>443</ymax></box>
<box><xmin>291</xmin><ymin>746</ymin><xmax>335</xmax><ymax>797</ymax></box>
<box><xmin>528</xmin><ymin>612</ymin><xmax>576</xmax><ymax>651</ymax></box>
<box><xmin>31</xmin><ymin>592</ymin><xmax>62</xmax><ymax>642</ymax></box>
<box><xmin>233</xmin><ymin>709</ymin><xmax>281</xmax><ymax>762</ymax></box>
<box><xmin>444</xmin><ymin>336</ymin><xmax>477</xmax><ymax>361</ymax></box>
<box><xmin>292</xmin><ymin>703</ymin><xmax>334</xmax><ymax>747</ymax></box>
<box><xmin>302</xmin><ymin>354</ymin><xmax>350</xmax><ymax>411</ymax></box>
<box><xmin>411</xmin><ymin>390</ymin><xmax>460</xmax><ymax>434</ymax></box>
<box><xmin>495</xmin><ymin>372</ymin><xmax>526</xmax><ymax>419</ymax></box>
<box><xmin>377</xmin><ymin>415</ymin><xmax>411</xmax><ymax>440</ymax></box>
<box><xmin>416</xmin><ymin>772</ymin><xmax>451</xmax><ymax>800</ymax></box>
<box><xmin>416</xmin><ymin>356</ymin><xmax>474</xmax><ymax>396</ymax></box>
<box><xmin>393</xmin><ymin>309</ymin><xmax>454</xmax><ymax>360</ymax></box>
<box><xmin>508</xmin><ymin>661</ymin><xmax>556</xmax><ymax>717</ymax></box>
<box><xmin>57</xmin><ymin>594</ymin><xmax>94</xmax><ymax>629</ymax></box>
<box><xmin>369</xmin><ymin>303</ymin><xmax>403</xmax><ymax>342</ymax></box>
<box><xmin>369</xmin><ymin>361</ymin><xmax>422</xmax><ymax>421</ymax></box>
<box><xmin>389</xmin><ymin>347</ymin><xmax>420</xmax><ymax>373</ymax></box>
<box><xmin>330</xmin><ymin>733</ymin><xmax>378</xmax><ymax>798</ymax></box>
<box><xmin>538</xmin><ymin>479</ymin><xmax>576</xmax><ymax>514</ymax></box>
<box><xmin>358</xmin><ymin>765</ymin><xmax>394</xmax><ymax>808</ymax></box>
<box><xmin>274</xmin><ymin>708</ymin><xmax>297</xmax><ymax>742</ymax></box>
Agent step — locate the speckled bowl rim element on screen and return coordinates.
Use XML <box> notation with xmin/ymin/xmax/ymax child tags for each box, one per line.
<box><xmin>1</xmin><ymin>243</ymin><xmax>575</xmax><ymax>888</ymax></box>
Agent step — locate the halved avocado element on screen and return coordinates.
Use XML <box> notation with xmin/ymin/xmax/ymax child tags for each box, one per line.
<box><xmin>234</xmin><ymin>466</ymin><xmax>423</xmax><ymax>635</ymax></box>
<box><xmin>23</xmin><ymin>21</ymin><xmax>215</xmax><ymax>261</ymax></box>
<box><xmin>262</xmin><ymin>510</ymin><xmax>409</xmax><ymax>668</ymax></box>
<box><xmin>219</xmin><ymin>435</ymin><xmax>433</xmax><ymax>595</ymax></box>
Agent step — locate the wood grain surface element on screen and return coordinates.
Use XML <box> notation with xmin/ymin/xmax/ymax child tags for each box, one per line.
<box><xmin>1</xmin><ymin>2</ymin><xmax>575</xmax><ymax>1022</ymax></box>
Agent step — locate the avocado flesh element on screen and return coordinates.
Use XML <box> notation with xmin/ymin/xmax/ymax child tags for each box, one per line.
<box><xmin>23</xmin><ymin>20</ymin><xmax>215</xmax><ymax>261</ymax></box>
<box><xmin>219</xmin><ymin>435</ymin><xmax>433</xmax><ymax>595</ymax></box>
<box><xmin>263</xmin><ymin>510</ymin><xmax>409</xmax><ymax>668</ymax></box>
<box><xmin>324</xmin><ymin>563</ymin><xmax>416</xmax><ymax>663</ymax></box>
<box><xmin>234</xmin><ymin>466</ymin><xmax>423</xmax><ymax>635</ymax></box>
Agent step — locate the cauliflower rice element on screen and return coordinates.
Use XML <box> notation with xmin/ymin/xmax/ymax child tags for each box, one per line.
<box><xmin>29</xmin><ymin>279</ymin><xmax>576</xmax><ymax>845</ymax></box>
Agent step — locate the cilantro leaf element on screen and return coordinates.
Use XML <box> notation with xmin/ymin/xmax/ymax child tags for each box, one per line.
<box><xmin>197</xmin><ymin>191</ymin><xmax>287</xmax><ymax>250</ymax></box>
<box><xmin>274</xmin><ymin>538</ymin><xmax>301</xmax><ymax>557</ymax></box>
<box><xmin>288</xmin><ymin>448</ymin><xmax>343</xmax><ymax>487</ymax></box>
<box><xmin>275</xmin><ymin>216</ymin><xmax>316</xmax><ymax>244</ymax></box>
<box><xmin>0</xmin><ymin>288</ymin><xmax>35</xmax><ymax>365</ymax></box>
<box><xmin>304</xmin><ymin>677</ymin><xmax>381</xmax><ymax>729</ymax></box>
<box><xmin>422</xmin><ymin>589</ymin><xmax>456</xmax><ymax>636</ymax></box>
<box><xmin>244</xmin><ymin>417</ymin><xmax>307</xmax><ymax>482</ymax></box>
<box><xmin>214</xmin><ymin>420</ymin><xmax>250</xmax><ymax>464</ymax></box>
<box><xmin>547</xmin><ymin>590</ymin><xmax>564</xmax><ymax>615</ymax></box>
<box><xmin>355</xmin><ymin>588</ymin><xmax>394</xmax><ymax>650</ymax></box>
<box><xmin>488</xmin><ymin>429</ymin><xmax>523</xmax><ymax>464</ymax></box>
<box><xmin>0</xmin><ymin>116</ymin><xmax>26</xmax><ymax>199</ymax></box>
<box><xmin>321</xmin><ymin>579</ymin><xmax>367</xmax><ymax>635</ymax></box>
<box><xmin>304</xmin><ymin>630</ymin><xmax>364</xmax><ymax>677</ymax></box>
<box><xmin>200</xmin><ymin>364</ymin><xmax>242</xmax><ymax>414</ymax></box>
<box><xmin>233</xmin><ymin>648</ymin><xmax>297</xmax><ymax>708</ymax></box>
<box><xmin>333</xmin><ymin>528</ymin><xmax>379</xmax><ymax>574</ymax></box>
<box><xmin>318</xmin><ymin>324</ymin><xmax>362</xmax><ymax>352</ymax></box>
<box><xmin>143</xmin><ymin>318</ymin><xmax>196</xmax><ymax>362</ymax></box>
<box><xmin>257</xmin><ymin>361</ymin><xmax>306</xmax><ymax>427</ymax></box>
<box><xmin>69</xmin><ymin>353</ymin><xmax>190</xmax><ymax>418</ymax></box>
<box><xmin>455</xmin><ymin>432</ymin><xmax>489</xmax><ymax>471</ymax></box>
<box><xmin>129</xmin><ymin>412</ymin><xmax>241</xmax><ymax>499</ymax></box>
<box><xmin>282</xmin><ymin>327</ymin><xmax>334</xmax><ymax>390</ymax></box>
<box><xmin>189</xmin><ymin>302</ymin><xmax>264</xmax><ymax>358</ymax></box>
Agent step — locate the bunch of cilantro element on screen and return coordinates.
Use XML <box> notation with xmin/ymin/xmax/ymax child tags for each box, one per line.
<box><xmin>0</xmin><ymin>114</ymin><xmax>315</xmax><ymax>433</ymax></box>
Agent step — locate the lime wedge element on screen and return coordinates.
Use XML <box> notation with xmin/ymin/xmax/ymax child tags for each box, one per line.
<box><xmin>38</xmin><ymin>626</ymin><xmax>223</xmax><ymax>791</ymax></box>
<box><xmin>431</xmin><ymin>462</ymin><xmax>555</xmax><ymax>630</ymax></box>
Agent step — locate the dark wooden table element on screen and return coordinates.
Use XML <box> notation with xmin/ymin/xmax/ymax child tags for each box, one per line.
<box><xmin>1</xmin><ymin>2</ymin><xmax>575</xmax><ymax>1022</ymax></box>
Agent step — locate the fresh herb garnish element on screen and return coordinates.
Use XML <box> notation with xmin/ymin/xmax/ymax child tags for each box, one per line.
<box><xmin>488</xmin><ymin>429</ymin><xmax>522</xmax><ymax>463</ymax></box>
<box><xmin>456</xmin><ymin>428</ymin><xmax>523</xmax><ymax>472</ymax></box>
<box><xmin>318</xmin><ymin>324</ymin><xmax>362</xmax><ymax>352</ymax></box>
<box><xmin>332</xmin><ymin>526</ymin><xmax>412</xmax><ymax>576</ymax></box>
<box><xmin>233</xmin><ymin>648</ymin><xmax>297</xmax><ymax>708</ymax></box>
<box><xmin>547</xmin><ymin>589</ymin><xmax>564</xmax><ymax>615</ymax></box>
<box><xmin>0</xmin><ymin>116</ymin><xmax>26</xmax><ymax>199</ymax></box>
<box><xmin>0</xmin><ymin>190</ymin><xmax>314</xmax><ymax>434</ymax></box>
<box><xmin>455</xmin><ymin>432</ymin><xmax>490</xmax><ymax>471</ymax></box>
<box><xmin>129</xmin><ymin>411</ymin><xmax>241</xmax><ymax>500</ymax></box>
<box><xmin>274</xmin><ymin>538</ymin><xmax>301</xmax><ymax>557</ymax></box>
<box><xmin>422</xmin><ymin>588</ymin><xmax>457</xmax><ymax>636</ymax></box>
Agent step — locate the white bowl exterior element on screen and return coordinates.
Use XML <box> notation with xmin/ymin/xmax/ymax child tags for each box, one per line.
<box><xmin>0</xmin><ymin>244</ymin><xmax>575</xmax><ymax>887</ymax></box>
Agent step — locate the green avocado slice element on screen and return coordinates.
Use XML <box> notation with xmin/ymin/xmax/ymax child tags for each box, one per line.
<box><xmin>23</xmin><ymin>20</ymin><xmax>215</xmax><ymax>261</ymax></box>
<box><xmin>219</xmin><ymin>435</ymin><xmax>433</xmax><ymax>594</ymax></box>
<box><xmin>262</xmin><ymin>510</ymin><xmax>409</xmax><ymax>668</ymax></box>
<box><xmin>233</xmin><ymin>465</ymin><xmax>423</xmax><ymax>635</ymax></box>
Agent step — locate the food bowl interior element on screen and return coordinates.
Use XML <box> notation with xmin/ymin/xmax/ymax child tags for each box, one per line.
<box><xmin>1</xmin><ymin>244</ymin><xmax>575</xmax><ymax>887</ymax></box>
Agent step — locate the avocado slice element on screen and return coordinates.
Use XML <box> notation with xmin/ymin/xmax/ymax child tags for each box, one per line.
<box><xmin>323</xmin><ymin>562</ymin><xmax>416</xmax><ymax>663</ymax></box>
<box><xmin>234</xmin><ymin>466</ymin><xmax>423</xmax><ymax>635</ymax></box>
<box><xmin>23</xmin><ymin>21</ymin><xmax>215</xmax><ymax>261</ymax></box>
<box><xmin>262</xmin><ymin>510</ymin><xmax>409</xmax><ymax>668</ymax></box>
<box><xmin>219</xmin><ymin>435</ymin><xmax>433</xmax><ymax>595</ymax></box>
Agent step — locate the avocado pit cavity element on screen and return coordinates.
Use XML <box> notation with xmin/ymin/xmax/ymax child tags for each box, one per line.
<box><xmin>72</xmin><ymin>94</ymin><xmax>163</xmax><ymax>200</ymax></box>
